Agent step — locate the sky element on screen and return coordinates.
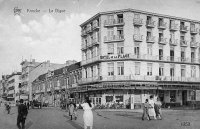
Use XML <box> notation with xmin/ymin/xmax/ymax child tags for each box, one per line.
<box><xmin>0</xmin><ymin>0</ymin><xmax>200</xmax><ymax>78</ymax></box>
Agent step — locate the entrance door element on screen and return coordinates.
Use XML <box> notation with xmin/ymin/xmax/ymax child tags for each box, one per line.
<box><xmin>182</xmin><ymin>90</ymin><xmax>187</xmax><ymax>105</ymax></box>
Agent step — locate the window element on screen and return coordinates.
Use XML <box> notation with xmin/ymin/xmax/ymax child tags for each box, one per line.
<box><xmin>170</xmin><ymin>46</ymin><xmax>174</xmax><ymax>61</ymax></box>
<box><xmin>191</xmin><ymin>66</ymin><xmax>196</xmax><ymax>78</ymax></box>
<box><xmin>91</xmin><ymin>66</ymin><xmax>93</xmax><ymax>77</ymax></box>
<box><xmin>134</xmin><ymin>43</ymin><xmax>140</xmax><ymax>58</ymax></box>
<box><xmin>158</xmin><ymin>18</ymin><xmax>164</xmax><ymax>26</ymax></box>
<box><xmin>181</xmin><ymin>65</ymin><xmax>186</xmax><ymax>77</ymax></box>
<box><xmin>147</xmin><ymin>63</ymin><xmax>152</xmax><ymax>76</ymax></box>
<box><xmin>159</xmin><ymin>45</ymin><xmax>163</xmax><ymax>60</ymax></box>
<box><xmin>191</xmin><ymin>48</ymin><xmax>195</xmax><ymax>63</ymax></box>
<box><xmin>170</xmin><ymin>64</ymin><xmax>175</xmax><ymax>77</ymax></box>
<box><xmin>108</xmin><ymin>63</ymin><xmax>114</xmax><ymax>76</ymax></box>
<box><xmin>117</xmin><ymin>62</ymin><xmax>124</xmax><ymax>75</ymax></box>
<box><xmin>159</xmin><ymin>64</ymin><xmax>164</xmax><ymax>76</ymax></box>
<box><xmin>135</xmin><ymin>62</ymin><xmax>140</xmax><ymax>75</ymax></box>
<box><xmin>117</xmin><ymin>43</ymin><xmax>124</xmax><ymax>54</ymax></box>
<box><xmin>107</xmin><ymin>28</ymin><xmax>114</xmax><ymax>39</ymax></box>
<box><xmin>181</xmin><ymin>47</ymin><xmax>185</xmax><ymax>62</ymax></box>
<box><xmin>191</xmin><ymin>91</ymin><xmax>196</xmax><ymax>100</ymax></box>
<box><xmin>134</xmin><ymin>26</ymin><xmax>140</xmax><ymax>35</ymax></box>
<box><xmin>107</xmin><ymin>15</ymin><xmax>114</xmax><ymax>24</ymax></box>
<box><xmin>191</xmin><ymin>35</ymin><xmax>195</xmax><ymax>42</ymax></box>
<box><xmin>158</xmin><ymin>30</ymin><xmax>164</xmax><ymax>42</ymax></box>
<box><xmin>147</xmin><ymin>44</ymin><xmax>152</xmax><ymax>56</ymax></box>
<box><xmin>107</xmin><ymin>44</ymin><xmax>114</xmax><ymax>55</ymax></box>
<box><xmin>134</xmin><ymin>13</ymin><xmax>140</xmax><ymax>19</ymax></box>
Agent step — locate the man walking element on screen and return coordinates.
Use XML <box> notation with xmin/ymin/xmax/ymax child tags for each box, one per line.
<box><xmin>17</xmin><ymin>99</ymin><xmax>28</xmax><ymax>129</ymax></box>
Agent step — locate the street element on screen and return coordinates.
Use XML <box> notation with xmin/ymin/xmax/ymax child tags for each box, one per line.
<box><xmin>0</xmin><ymin>106</ymin><xmax>200</xmax><ymax>129</ymax></box>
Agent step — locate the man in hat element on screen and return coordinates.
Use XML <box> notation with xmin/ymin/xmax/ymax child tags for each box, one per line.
<box><xmin>17</xmin><ymin>99</ymin><xmax>28</xmax><ymax>129</ymax></box>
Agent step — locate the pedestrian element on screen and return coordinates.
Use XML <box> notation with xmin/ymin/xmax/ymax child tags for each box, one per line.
<box><xmin>27</xmin><ymin>102</ymin><xmax>30</xmax><ymax>110</ymax></box>
<box><xmin>68</xmin><ymin>102</ymin><xmax>76</xmax><ymax>120</ymax></box>
<box><xmin>154</xmin><ymin>97</ymin><xmax>162</xmax><ymax>120</ymax></box>
<box><xmin>17</xmin><ymin>99</ymin><xmax>28</xmax><ymax>129</ymax></box>
<box><xmin>81</xmin><ymin>97</ymin><xmax>94</xmax><ymax>129</ymax></box>
<box><xmin>7</xmin><ymin>102</ymin><xmax>11</xmax><ymax>114</ymax></box>
<box><xmin>148</xmin><ymin>95</ymin><xmax>157</xmax><ymax>120</ymax></box>
<box><xmin>142</xmin><ymin>99</ymin><xmax>151</xmax><ymax>120</ymax></box>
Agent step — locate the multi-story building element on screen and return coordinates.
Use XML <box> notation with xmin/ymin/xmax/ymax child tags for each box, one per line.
<box><xmin>32</xmin><ymin>61</ymin><xmax>81</xmax><ymax>107</ymax></box>
<box><xmin>6</xmin><ymin>72</ymin><xmax>21</xmax><ymax>104</ymax></box>
<box><xmin>20</xmin><ymin>59</ymin><xmax>65</xmax><ymax>102</ymax></box>
<box><xmin>79</xmin><ymin>9</ymin><xmax>200</xmax><ymax>108</ymax></box>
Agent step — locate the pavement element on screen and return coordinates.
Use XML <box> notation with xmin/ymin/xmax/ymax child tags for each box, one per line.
<box><xmin>0</xmin><ymin>106</ymin><xmax>200</xmax><ymax>129</ymax></box>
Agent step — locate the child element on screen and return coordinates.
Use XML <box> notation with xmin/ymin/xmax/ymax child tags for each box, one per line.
<box><xmin>142</xmin><ymin>99</ymin><xmax>151</xmax><ymax>120</ymax></box>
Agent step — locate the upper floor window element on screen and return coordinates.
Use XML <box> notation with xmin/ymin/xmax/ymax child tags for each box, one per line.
<box><xmin>147</xmin><ymin>44</ymin><xmax>152</xmax><ymax>56</ymax></box>
<box><xmin>108</xmin><ymin>63</ymin><xmax>114</xmax><ymax>76</ymax></box>
<box><xmin>117</xmin><ymin>43</ymin><xmax>124</xmax><ymax>54</ymax></box>
<box><xmin>181</xmin><ymin>65</ymin><xmax>186</xmax><ymax>77</ymax></box>
<box><xmin>159</xmin><ymin>64</ymin><xmax>164</xmax><ymax>76</ymax></box>
<box><xmin>135</xmin><ymin>62</ymin><xmax>140</xmax><ymax>75</ymax></box>
<box><xmin>191</xmin><ymin>66</ymin><xmax>196</xmax><ymax>78</ymax></box>
<box><xmin>108</xmin><ymin>44</ymin><xmax>114</xmax><ymax>55</ymax></box>
<box><xmin>147</xmin><ymin>63</ymin><xmax>152</xmax><ymax>76</ymax></box>
<box><xmin>117</xmin><ymin>62</ymin><xmax>124</xmax><ymax>75</ymax></box>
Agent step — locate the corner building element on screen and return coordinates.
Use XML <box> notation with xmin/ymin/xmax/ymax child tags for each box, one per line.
<box><xmin>79</xmin><ymin>9</ymin><xmax>200</xmax><ymax>109</ymax></box>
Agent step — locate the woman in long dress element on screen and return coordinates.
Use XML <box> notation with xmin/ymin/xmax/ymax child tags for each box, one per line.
<box><xmin>81</xmin><ymin>97</ymin><xmax>94</xmax><ymax>129</ymax></box>
<box><xmin>148</xmin><ymin>95</ymin><xmax>156</xmax><ymax>120</ymax></box>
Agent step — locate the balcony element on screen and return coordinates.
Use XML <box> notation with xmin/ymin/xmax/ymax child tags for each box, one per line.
<box><xmin>190</xmin><ymin>28</ymin><xmax>198</xmax><ymax>34</ymax></box>
<box><xmin>146</xmin><ymin>36</ymin><xmax>155</xmax><ymax>43</ymax></box>
<box><xmin>81</xmin><ymin>30</ymin><xmax>87</xmax><ymax>36</ymax></box>
<box><xmin>81</xmin><ymin>56</ymin><xmax>100</xmax><ymax>65</ymax></box>
<box><xmin>158</xmin><ymin>22</ymin><xmax>167</xmax><ymax>29</ymax></box>
<box><xmin>86</xmin><ymin>26</ymin><xmax>92</xmax><ymax>33</ymax></box>
<box><xmin>190</xmin><ymin>41</ymin><xmax>198</xmax><ymax>48</ymax></box>
<box><xmin>158</xmin><ymin>37</ymin><xmax>167</xmax><ymax>45</ymax></box>
<box><xmin>93</xmin><ymin>21</ymin><xmax>100</xmax><ymax>30</ymax></box>
<box><xmin>180</xmin><ymin>40</ymin><xmax>188</xmax><ymax>47</ymax></box>
<box><xmin>169</xmin><ymin>38</ymin><xmax>178</xmax><ymax>46</ymax></box>
<box><xmin>146</xmin><ymin>20</ymin><xmax>155</xmax><ymax>28</ymax></box>
<box><xmin>92</xmin><ymin>38</ymin><xmax>100</xmax><ymax>45</ymax></box>
<box><xmin>133</xmin><ymin>18</ymin><xmax>143</xmax><ymax>26</ymax></box>
<box><xmin>133</xmin><ymin>34</ymin><xmax>143</xmax><ymax>42</ymax></box>
<box><xmin>169</xmin><ymin>24</ymin><xmax>178</xmax><ymax>31</ymax></box>
<box><xmin>180</xmin><ymin>26</ymin><xmax>188</xmax><ymax>33</ymax></box>
<box><xmin>79</xmin><ymin>76</ymin><xmax>99</xmax><ymax>84</ymax></box>
<box><xmin>104</xmin><ymin>35</ymin><xmax>124</xmax><ymax>43</ymax></box>
<box><xmin>104</xmin><ymin>18</ymin><xmax>124</xmax><ymax>27</ymax></box>
<box><xmin>81</xmin><ymin>44</ymin><xmax>87</xmax><ymax>51</ymax></box>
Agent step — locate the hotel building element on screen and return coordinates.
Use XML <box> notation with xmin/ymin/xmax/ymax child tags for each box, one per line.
<box><xmin>78</xmin><ymin>9</ymin><xmax>200</xmax><ymax>108</ymax></box>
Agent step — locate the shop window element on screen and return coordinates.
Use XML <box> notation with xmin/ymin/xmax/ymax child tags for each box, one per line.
<box><xmin>190</xmin><ymin>91</ymin><xmax>196</xmax><ymax>101</ymax></box>
<box><xmin>106</xmin><ymin>96</ymin><xmax>113</xmax><ymax>102</ymax></box>
<box><xmin>115</xmin><ymin>96</ymin><xmax>123</xmax><ymax>103</ymax></box>
<box><xmin>170</xmin><ymin>90</ymin><xmax>176</xmax><ymax>102</ymax></box>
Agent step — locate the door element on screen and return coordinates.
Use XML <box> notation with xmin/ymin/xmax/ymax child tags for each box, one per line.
<box><xmin>182</xmin><ymin>90</ymin><xmax>187</xmax><ymax>105</ymax></box>
<box><xmin>130</xmin><ymin>95</ymin><xmax>134</xmax><ymax>109</ymax></box>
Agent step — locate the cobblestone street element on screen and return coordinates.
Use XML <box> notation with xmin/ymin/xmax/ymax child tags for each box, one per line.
<box><xmin>0</xmin><ymin>106</ymin><xmax>200</xmax><ymax>129</ymax></box>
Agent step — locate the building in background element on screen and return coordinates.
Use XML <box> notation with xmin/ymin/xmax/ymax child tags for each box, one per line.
<box><xmin>79</xmin><ymin>8</ymin><xmax>200</xmax><ymax>109</ymax></box>
<box><xmin>6</xmin><ymin>72</ymin><xmax>21</xmax><ymax>105</ymax></box>
<box><xmin>32</xmin><ymin>61</ymin><xmax>81</xmax><ymax>107</ymax></box>
<box><xmin>20</xmin><ymin>59</ymin><xmax>65</xmax><ymax>102</ymax></box>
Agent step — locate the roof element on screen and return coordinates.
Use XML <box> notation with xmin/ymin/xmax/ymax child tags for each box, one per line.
<box><xmin>67</xmin><ymin>62</ymin><xmax>81</xmax><ymax>72</ymax></box>
<box><xmin>80</xmin><ymin>8</ymin><xmax>200</xmax><ymax>27</ymax></box>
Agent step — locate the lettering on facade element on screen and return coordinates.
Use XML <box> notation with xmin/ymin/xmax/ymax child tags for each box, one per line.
<box><xmin>100</xmin><ymin>54</ymin><xmax>130</xmax><ymax>60</ymax></box>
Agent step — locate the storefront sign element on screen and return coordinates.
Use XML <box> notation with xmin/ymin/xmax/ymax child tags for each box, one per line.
<box><xmin>100</xmin><ymin>54</ymin><xmax>130</xmax><ymax>60</ymax></box>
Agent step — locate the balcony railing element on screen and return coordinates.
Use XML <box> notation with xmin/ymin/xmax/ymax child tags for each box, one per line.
<box><xmin>180</xmin><ymin>40</ymin><xmax>188</xmax><ymax>47</ymax></box>
<box><xmin>190</xmin><ymin>28</ymin><xmax>198</xmax><ymax>34</ymax></box>
<box><xmin>104</xmin><ymin>35</ymin><xmax>124</xmax><ymax>43</ymax></box>
<box><xmin>81</xmin><ymin>56</ymin><xmax>100</xmax><ymax>65</ymax></box>
<box><xmin>93</xmin><ymin>21</ymin><xmax>100</xmax><ymax>30</ymax></box>
<box><xmin>92</xmin><ymin>38</ymin><xmax>100</xmax><ymax>45</ymax></box>
<box><xmin>169</xmin><ymin>38</ymin><xmax>178</xmax><ymax>46</ymax></box>
<box><xmin>146</xmin><ymin>36</ymin><xmax>155</xmax><ymax>43</ymax></box>
<box><xmin>133</xmin><ymin>34</ymin><xmax>143</xmax><ymax>42</ymax></box>
<box><xmin>133</xmin><ymin>18</ymin><xmax>143</xmax><ymax>26</ymax></box>
<box><xmin>104</xmin><ymin>18</ymin><xmax>124</xmax><ymax>26</ymax></box>
<box><xmin>169</xmin><ymin>24</ymin><xmax>178</xmax><ymax>31</ymax></box>
<box><xmin>158</xmin><ymin>22</ymin><xmax>167</xmax><ymax>29</ymax></box>
<box><xmin>86</xmin><ymin>26</ymin><xmax>92</xmax><ymax>33</ymax></box>
<box><xmin>81</xmin><ymin>43</ymin><xmax>87</xmax><ymax>50</ymax></box>
<box><xmin>180</xmin><ymin>26</ymin><xmax>188</xmax><ymax>33</ymax></box>
<box><xmin>80</xmin><ymin>75</ymin><xmax>200</xmax><ymax>83</ymax></box>
<box><xmin>158</xmin><ymin>37</ymin><xmax>167</xmax><ymax>45</ymax></box>
<box><xmin>190</xmin><ymin>41</ymin><xmax>198</xmax><ymax>48</ymax></box>
<box><xmin>146</xmin><ymin>20</ymin><xmax>155</xmax><ymax>28</ymax></box>
<box><xmin>81</xmin><ymin>30</ymin><xmax>87</xmax><ymax>36</ymax></box>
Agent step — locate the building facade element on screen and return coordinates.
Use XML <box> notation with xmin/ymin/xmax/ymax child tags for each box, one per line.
<box><xmin>6</xmin><ymin>72</ymin><xmax>21</xmax><ymax>104</ymax></box>
<box><xmin>20</xmin><ymin>59</ymin><xmax>65</xmax><ymax>102</ymax></box>
<box><xmin>79</xmin><ymin>9</ymin><xmax>200</xmax><ymax>108</ymax></box>
<box><xmin>32</xmin><ymin>61</ymin><xmax>81</xmax><ymax>107</ymax></box>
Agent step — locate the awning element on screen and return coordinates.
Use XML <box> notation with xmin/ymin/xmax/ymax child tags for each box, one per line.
<box><xmin>33</xmin><ymin>94</ymin><xmax>41</xmax><ymax>100</ymax></box>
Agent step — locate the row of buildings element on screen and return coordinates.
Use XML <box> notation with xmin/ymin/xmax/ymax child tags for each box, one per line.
<box><xmin>1</xmin><ymin>8</ymin><xmax>200</xmax><ymax>109</ymax></box>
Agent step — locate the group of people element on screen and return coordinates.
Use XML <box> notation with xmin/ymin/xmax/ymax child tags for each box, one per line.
<box><xmin>142</xmin><ymin>95</ymin><xmax>162</xmax><ymax>120</ymax></box>
<box><xmin>68</xmin><ymin>97</ymin><xmax>94</xmax><ymax>129</ymax></box>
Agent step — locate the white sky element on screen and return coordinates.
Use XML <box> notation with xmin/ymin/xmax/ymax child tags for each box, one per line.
<box><xmin>0</xmin><ymin>0</ymin><xmax>200</xmax><ymax>78</ymax></box>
